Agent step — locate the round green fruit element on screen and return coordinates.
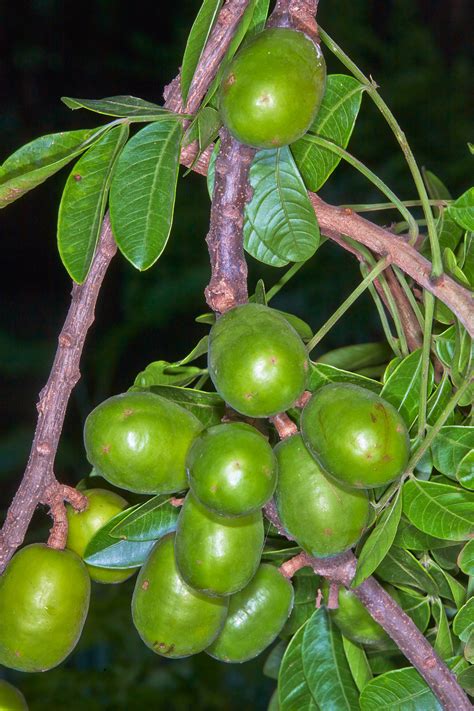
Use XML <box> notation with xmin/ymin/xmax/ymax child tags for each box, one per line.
<box><xmin>187</xmin><ymin>422</ymin><xmax>277</xmax><ymax>516</ymax></box>
<box><xmin>66</xmin><ymin>488</ymin><xmax>136</xmax><ymax>584</ymax></box>
<box><xmin>219</xmin><ymin>28</ymin><xmax>326</xmax><ymax>148</ymax></box>
<box><xmin>0</xmin><ymin>544</ymin><xmax>90</xmax><ymax>672</ymax></box>
<box><xmin>84</xmin><ymin>391</ymin><xmax>203</xmax><ymax>494</ymax></box>
<box><xmin>320</xmin><ymin>579</ymin><xmax>389</xmax><ymax>646</ymax></box>
<box><xmin>275</xmin><ymin>435</ymin><xmax>369</xmax><ymax>557</ymax></box>
<box><xmin>208</xmin><ymin>304</ymin><xmax>308</xmax><ymax>417</ymax></box>
<box><xmin>0</xmin><ymin>681</ymin><xmax>28</xmax><ymax>711</ymax></box>
<box><xmin>132</xmin><ymin>533</ymin><xmax>228</xmax><ymax>658</ymax></box>
<box><xmin>175</xmin><ymin>493</ymin><xmax>264</xmax><ymax>596</ymax></box>
<box><xmin>207</xmin><ymin>563</ymin><xmax>294</xmax><ymax>663</ymax></box>
<box><xmin>301</xmin><ymin>383</ymin><xmax>410</xmax><ymax>488</ymax></box>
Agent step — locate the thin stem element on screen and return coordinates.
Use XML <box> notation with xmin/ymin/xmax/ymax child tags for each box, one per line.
<box><xmin>302</xmin><ymin>134</ymin><xmax>418</xmax><ymax>244</ymax></box>
<box><xmin>266</xmin><ymin>261</ymin><xmax>306</xmax><ymax>302</ymax></box>
<box><xmin>340</xmin><ymin>199</ymin><xmax>450</xmax><ymax>213</ymax></box>
<box><xmin>306</xmin><ymin>257</ymin><xmax>390</xmax><ymax>354</ymax></box>
<box><xmin>319</xmin><ymin>28</ymin><xmax>443</xmax><ymax>277</ymax></box>
<box><xmin>393</xmin><ymin>266</ymin><xmax>425</xmax><ymax>330</ymax></box>
<box><xmin>417</xmin><ymin>292</ymin><xmax>435</xmax><ymax>438</ymax></box>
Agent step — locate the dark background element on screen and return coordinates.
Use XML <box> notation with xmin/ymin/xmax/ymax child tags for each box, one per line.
<box><xmin>0</xmin><ymin>1</ymin><xmax>472</xmax><ymax>708</ymax></box>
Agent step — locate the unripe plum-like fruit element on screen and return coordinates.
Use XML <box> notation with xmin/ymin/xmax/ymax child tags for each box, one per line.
<box><xmin>132</xmin><ymin>533</ymin><xmax>228</xmax><ymax>658</ymax></box>
<box><xmin>187</xmin><ymin>422</ymin><xmax>277</xmax><ymax>516</ymax></box>
<box><xmin>301</xmin><ymin>383</ymin><xmax>410</xmax><ymax>488</ymax></box>
<box><xmin>0</xmin><ymin>681</ymin><xmax>28</xmax><ymax>711</ymax></box>
<box><xmin>0</xmin><ymin>544</ymin><xmax>90</xmax><ymax>672</ymax></box>
<box><xmin>175</xmin><ymin>493</ymin><xmax>264</xmax><ymax>596</ymax></box>
<box><xmin>207</xmin><ymin>563</ymin><xmax>294</xmax><ymax>663</ymax></box>
<box><xmin>320</xmin><ymin>579</ymin><xmax>389</xmax><ymax>646</ymax></box>
<box><xmin>275</xmin><ymin>435</ymin><xmax>369</xmax><ymax>557</ymax></box>
<box><xmin>219</xmin><ymin>28</ymin><xmax>326</xmax><ymax>148</ymax></box>
<box><xmin>84</xmin><ymin>391</ymin><xmax>203</xmax><ymax>494</ymax></box>
<box><xmin>66</xmin><ymin>488</ymin><xmax>135</xmax><ymax>584</ymax></box>
<box><xmin>208</xmin><ymin>304</ymin><xmax>308</xmax><ymax>417</ymax></box>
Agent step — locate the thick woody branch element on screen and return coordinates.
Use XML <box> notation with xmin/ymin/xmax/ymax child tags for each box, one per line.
<box><xmin>267</xmin><ymin>0</ymin><xmax>319</xmax><ymax>40</ymax></box>
<box><xmin>205</xmin><ymin>129</ymin><xmax>254</xmax><ymax>313</ymax></box>
<box><xmin>0</xmin><ymin>216</ymin><xmax>116</xmax><ymax>572</ymax></box>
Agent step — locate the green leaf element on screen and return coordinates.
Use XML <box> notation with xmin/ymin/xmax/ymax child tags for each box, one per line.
<box><xmin>142</xmin><ymin>386</ymin><xmax>225</xmax><ymax>428</ymax></box>
<box><xmin>457</xmin><ymin>666</ymin><xmax>474</xmax><ymax>696</ymax></box>
<box><xmin>110</xmin><ymin>495</ymin><xmax>179</xmax><ymax>541</ymax></box>
<box><xmin>424</xmin><ymin>559</ymin><xmax>466</xmax><ymax>608</ymax></box>
<box><xmin>309</xmin><ymin>363</ymin><xmax>381</xmax><ymax>394</ymax></box>
<box><xmin>61</xmin><ymin>95</ymin><xmax>174</xmax><ymax>120</ymax></box>
<box><xmin>392</xmin><ymin>587</ymin><xmax>431</xmax><ymax>633</ymax></box>
<box><xmin>264</xmin><ymin>640</ymin><xmax>288</xmax><ymax>680</ymax></box>
<box><xmin>425</xmin><ymin>374</ymin><xmax>455</xmax><ymax>426</ymax></box>
<box><xmin>181</xmin><ymin>0</ymin><xmax>223</xmax><ymax>104</ymax></box>
<box><xmin>316</xmin><ymin>342</ymin><xmax>392</xmax><ymax>373</ymax></box>
<box><xmin>282</xmin><ymin>574</ymin><xmax>320</xmax><ymax>638</ymax></box>
<box><xmin>352</xmin><ymin>489</ymin><xmax>402</xmax><ymax>587</ymax></box>
<box><xmin>423</xmin><ymin>169</ymin><xmax>452</xmax><ymax>202</ymax></box>
<box><xmin>380</xmin><ymin>349</ymin><xmax>434</xmax><ymax>428</ymax></box>
<box><xmin>432</xmin><ymin>598</ymin><xmax>454</xmax><ymax>659</ymax></box>
<box><xmin>185</xmin><ymin>106</ymin><xmax>221</xmax><ymax>155</ymax></box>
<box><xmin>84</xmin><ymin>506</ymin><xmax>156</xmax><ymax>568</ymax></box>
<box><xmin>457</xmin><ymin>450</ymin><xmax>474</xmax><ymax>490</ymax></box>
<box><xmin>0</xmin><ymin>127</ymin><xmax>105</xmax><ymax>208</ymax></box>
<box><xmin>453</xmin><ymin>598</ymin><xmax>474</xmax><ymax>643</ymax></box>
<box><xmin>244</xmin><ymin>147</ymin><xmax>320</xmax><ymax>267</ymax></box>
<box><xmin>133</xmin><ymin>361</ymin><xmax>205</xmax><ymax>388</ymax></box>
<box><xmin>393</xmin><ymin>517</ymin><xmax>454</xmax><ymax>550</ymax></box>
<box><xmin>292</xmin><ymin>75</ymin><xmax>364</xmax><ymax>191</ymax></box>
<box><xmin>448</xmin><ymin>187</ymin><xmax>474</xmax><ymax>231</ymax></box>
<box><xmin>403</xmin><ymin>479</ymin><xmax>474</xmax><ymax>541</ymax></box>
<box><xmin>459</xmin><ymin>232</ymin><xmax>474</xmax><ymax>286</ymax></box>
<box><xmin>57</xmin><ymin>124</ymin><xmax>128</xmax><ymax>282</ymax></box>
<box><xmin>206</xmin><ymin>140</ymin><xmax>220</xmax><ymax>198</ymax></box>
<box><xmin>375</xmin><ymin>547</ymin><xmax>438</xmax><ymax>595</ymax></box>
<box><xmin>279</xmin><ymin>621</ymin><xmax>319</xmax><ymax>711</ymax></box>
<box><xmin>268</xmin><ymin>689</ymin><xmax>280</xmax><ymax>711</ymax></box>
<box><xmin>360</xmin><ymin>667</ymin><xmax>443</xmax><ymax>710</ymax></box>
<box><xmin>302</xmin><ymin>608</ymin><xmax>360</xmax><ymax>710</ymax></box>
<box><xmin>246</xmin><ymin>0</ymin><xmax>270</xmax><ymax>36</ymax></box>
<box><xmin>342</xmin><ymin>636</ymin><xmax>373</xmax><ymax>692</ymax></box>
<box><xmin>274</xmin><ymin>310</ymin><xmax>313</xmax><ymax>341</ymax></box>
<box><xmin>458</xmin><ymin>539</ymin><xmax>474</xmax><ymax>575</ymax></box>
<box><xmin>109</xmin><ymin>119</ymin><xmax>182</xmax><ymax>270</ymax></box>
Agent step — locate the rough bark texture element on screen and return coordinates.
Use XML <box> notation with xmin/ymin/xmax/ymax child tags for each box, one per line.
<box><xmin>0</xmin><ymin>216</ymin><xmax>116</xmax><ymax>572</ymax></box>
<box><xmin>204</xmin><ymin>129</ymin><xmax>254</xmax><ymax>313</ymax></box>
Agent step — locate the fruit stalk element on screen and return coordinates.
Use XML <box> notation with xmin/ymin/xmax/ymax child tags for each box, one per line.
<box><xmin>266</xmin><ymin>0</ymin><xmax>320</xmax><ymax>40</ymax></box>
<box><xmin>0</xmin><ymin>215</ymin><xmax>116</xmax><ymax>573</ymax></box>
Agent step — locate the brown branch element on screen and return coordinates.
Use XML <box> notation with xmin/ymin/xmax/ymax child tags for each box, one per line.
<box><xmin>204</xmin><ymin>129</ymin><xmax>254</xmax><ymax>313</ymax></box>
<box><xmin>42</xmin><ymin>484</ymin><xmax>88</xmax><ymax>550</ymax></box>
<box><xmin>279</xmin><ymin>551</ymin><xmax>309</xmax><ymax>578</ymax></box>
<box><xmin>0</xmin><ymin>216</ymin><xmax>116</xmax><ymax>573</ymax></box>
<box><xmin>266</xmin><ymin>0</ymin><xmax>320</xmax><ymax>40</ymax></box>
<box><xmin>270</xmin><ymin>413</ymin><xmax>299</xmax><ymax>439</ymax></box>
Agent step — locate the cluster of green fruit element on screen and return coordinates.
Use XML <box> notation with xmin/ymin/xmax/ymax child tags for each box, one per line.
<box><xmin>0</xmin><ymin>304</ymin><xmax>409</xmax><ymax>674</ymax></box>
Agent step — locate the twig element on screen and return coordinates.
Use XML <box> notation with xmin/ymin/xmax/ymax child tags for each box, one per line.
<box><xmin>270</xmin><ymin>413</ymin><xmax>298</xmax><ymax>439</ymax></box>
<box><xmin>0</xmin><ymin>216</ymin><xmax>116</xmax><ymax>573</ymax></box>
<box><xmin>204</xmin><ymin>129</ymin><xmax>254</xmax><ymax>313</ymax></box>
<box><xmin>42</xmin><ymin>484</ymin><xmax>88</xmax><ymax>549</ymax></box>
<box><xmin>279</xmin><ymin>551</ymin><xmax>309</xmax><ymax>578</ymax></box>
<box><xmin>266</xmin><ymin>0</ymin><xmax>320</xmax><ymax>40</ymax></box>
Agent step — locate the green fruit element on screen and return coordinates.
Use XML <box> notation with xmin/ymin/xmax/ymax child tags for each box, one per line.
<box><xmin>301</xmin><ymin>383</ymin><xmax>410</xmax><ymax>488</ymax></box>
<box><xmin>0</xmin><ymin>681</ymin><xmax>28</xmax><ymax>711</ymax></box>
<box><xmin>320</xmin><ymin>579</ymin><xmax>389</xmax><ymax>646</ymax></box>
<box><xmin>66</xmin><ymin>488</ymin><xmax>135</xmax><ymax>584</ymax></box>
<box><xmin>132</xmin><ymin>533</ymin><xmax>228</xmax><ymax>658</ymax></box>
<box><xmin>275</xmin><ymin>435</ymin><xmax>369</xmax><ymax>557</ymax></box>
<box><xmin>219</xmin><ymin>28</ymin><xmax>326</xmax><ymax>148</ymax></box>
<box><xmin>208</xmin><ymin>304</ymin><xmax>308</xmax><ymax>417</ymax></box>
<box><xmin>84</xmin><ymin>391</ymin><xmax>203</xmax><ymax>494</ymax></box>
<box><xmin>187</xmin><ymin>422</ymin><xmax>277</xmax><ymax>516</ymax></box>
<box><xmin>207</xmin><ymin>564</ymin><xmax>294</xmax><ymax>662</ymax></box>
<box><xmin>0</xmin><ymin>544</ymin><xmax>90</xmax><ymax>672</ymax></box>
<box><xmin>175</xmin><ymin>493</ymin><xmax>264</xmax><ymax>596</ymax></box>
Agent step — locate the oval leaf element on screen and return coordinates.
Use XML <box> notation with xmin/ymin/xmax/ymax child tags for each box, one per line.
<box><xmin>181</xmin><ymin>0</ymin><xmax>223</xmax><ymax>104</ymax></box>
<box><xmin>309</xmin><ymin>363</ymin><xmax>381</xmax><ymax>394</ymax></box>
<box><xmin>302</xmin><ymin>608</ymin><xmax>359</xmax><ymax>710</ymax></box>
<box><xmin>458</xmin><ymin>539</ymin><xmax>474</xmax><ymax>575</ymax></box>
<box><xmin>109</xmin><ymin>119</ymin><xmax>182</xmax><ymax>270</ymax></box>
<box><xmin>244</xmin><ymin>147</ymin><xmax>320</xmax><ymax>267</ymax></box>
<box><xmin>0</xmin><ymin>127</ymin><xmax>105</xmax><ymax>208</ymax></box>
<box><xmin>292</xmin><ymin>75</ymin><xmax>365</xmax><ymax>191</ymax></box>
<box><xmin>142</xmin><ymin>386</ymin><xmax>225</xmax><ymax>427</ymax></box>
<box><xmin>448</xmin><ymin>187</ymin><xmax>474</xmax><ymax>231</ymax></box>
<box><xmin>431</xmin><ymin>426</ymin><xmax>474</xmax><ymax>482</ymax></box>
<box><xmin>84</xmin><ymin>505</ymin><xmax>156</xmax><ymax>568</ymax></box>
<box><xmin>375</xmin><ymin>546</ymin><xmax>438</xmax><ymax>595</ymax></box>
<box><xmin>403</xmin><ymin>479</ymin><xmax>474</xmax><ymax>541</ymax></box>
<box><xmin>342</xmin><ymin>636</ymin><xmax>373</xmax><ymax>692</ymax></box>
<box><xmin>279</xmin><ymin>621</ymin><xmax>319</xmax><ymax>711</ymax></box>
<box><xmin>61</xmin><ymin>95</ymin><xmax>173</xmax><ymax>119</ymax></box>
<box><xmin>57</xmin><ymin>124</ymin><xmax>128</xmax><ymax>282</ymax></box>
<box><xmin>352</xmin><ymin>489</ymin><xmax>403</xmax><ymax>587</ymax></box>
<box><xmin>360</xmin><ymin>667</ymin><xmax>442</xmax><ymax>711</ymax></box>
<box><xmin>110</xmin><ymin>495</ymin><xmax>179</xmax><ymax>541</ymax></box>
<box><xmin>380</xmin><ymin>349</ymin><xmax>434</xmax><ymax>428</ymax></box>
